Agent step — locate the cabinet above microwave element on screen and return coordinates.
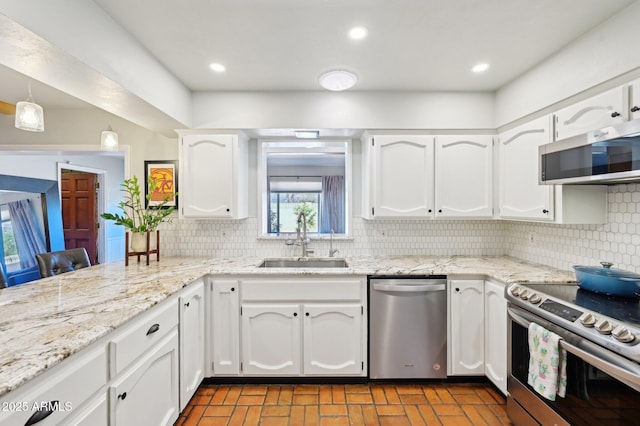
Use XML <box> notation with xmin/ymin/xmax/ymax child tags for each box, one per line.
<box><xmin>539</xmin><ymin>119</ymin><xmax>640</xmax><ymax>185</ymax></box>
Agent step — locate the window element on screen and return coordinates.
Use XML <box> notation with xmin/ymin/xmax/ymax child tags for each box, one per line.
<box><xmin>1</xmin><ymin>205</ymin><xmax>21</xmax><ymax>272</ymax></box>
<box><xmin>259</xmin><ymin>140</ymin><xmax>350</xmax><ymax>237</ymax></box>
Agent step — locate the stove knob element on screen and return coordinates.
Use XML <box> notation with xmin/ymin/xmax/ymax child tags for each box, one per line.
<box><xmin>511</xmin><ymin>286</ymin><xmax>522</xmax><ymax>297</ymax></box>
<box><xmin>529</xmin><ymin>293</ymin><xmax>542</xmax><ymax>304</ymax></box>
<box><xmin>519</xmin><ymin>289</ymin><xmax>530</xmax><ymax>300</ymax></box>
<box><xmin>579</xmin><ymin>312</ymin><xmax>596</xmax><ymax>327</ymax></box>
<box><xmin>612</xmin><ymin>326</ymin><xmax>636</xmax><ymax>343</ymax></box>
<box><xmin>594</xmin><ymin>318</ymin><xmax>613</xmax><ymax>335</ymax></box>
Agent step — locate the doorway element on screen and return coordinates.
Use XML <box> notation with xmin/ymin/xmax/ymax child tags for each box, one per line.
<box><xmin>60</xmin><ymin>167</ymin><xmax>104</xmax><ymax>265</ymax></box>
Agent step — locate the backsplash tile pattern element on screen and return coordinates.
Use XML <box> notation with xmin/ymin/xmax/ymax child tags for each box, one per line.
<box><xmin>505</xmin><ymin>184</ymin><xmax>640</xmax><ymax>274</ymax></box>
<box><xmin>162</xmin><ymin>218</ymin><xmax>505</xmax><ymax>259</ymax></box>
<box><xmin>162</xmin><ymin>185</ymin><xmax>639</xmax><ymax>274</ymax></box>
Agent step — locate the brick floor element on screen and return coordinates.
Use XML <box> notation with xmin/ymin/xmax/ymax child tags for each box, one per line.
<box><xmin>175</xmin><ymin>383</ymin><xmax>512</xmax><ymax>425</ymax></box>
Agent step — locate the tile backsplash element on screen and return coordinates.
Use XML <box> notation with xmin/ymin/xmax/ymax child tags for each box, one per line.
<box><xmin>162</xmin><ymin>184</ymin><xmax>640</xmax><ymax>274</ymax></box>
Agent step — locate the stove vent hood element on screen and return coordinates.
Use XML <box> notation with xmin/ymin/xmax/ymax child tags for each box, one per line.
<box><xmin>539</xmin><ymin>119</ymin><xmax>640</xmax><ymax>185</ymax></box>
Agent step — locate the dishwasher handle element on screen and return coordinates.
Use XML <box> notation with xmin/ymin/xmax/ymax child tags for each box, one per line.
<box><xmin>372</xmin><ymin>283</ymin><xmax>446</xmax><ymax>293</ymax></box>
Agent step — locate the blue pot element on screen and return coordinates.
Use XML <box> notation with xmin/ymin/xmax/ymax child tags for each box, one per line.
<box><xmin>573</xmin><ymin>262</ymin><xmax>640</xmax><ymax>298</ymax></box>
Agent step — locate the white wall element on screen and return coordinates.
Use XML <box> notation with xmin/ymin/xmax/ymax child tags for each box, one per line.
<box><xmin>192</xmin><ymin>91</ymin><xmax>496</xmax><ymax>130</ymax></box>
<box><xmin>495</xmin><ymin>1</ymin><xmax>640</xmax><ymax>127</ymax></box>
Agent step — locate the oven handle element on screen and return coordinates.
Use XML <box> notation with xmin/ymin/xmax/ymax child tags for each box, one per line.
<box><xmin>508</xmin><ymin>305</ymin><xmax>640</xmax><ymax>392</ymax></box>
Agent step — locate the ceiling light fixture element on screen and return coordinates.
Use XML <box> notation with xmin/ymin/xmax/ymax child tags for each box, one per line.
<box><xmin>15</xmin><ymin>81</ymin><xmax>44</xmax><ymax>132</ymax></box>
<box><xmin>294</xmin><ymin>130</ymin><xmax>320</xmax><ymax>139</ymax></box>
<box><xmin>472</xmin><ymin>63</ymin><xmax>490</xmax><ymax>73</ymax></box>
<box><xmin>318</xmin><ymin>70</ymin><xmax>358</xmax><ymax>91</ymax></box>
<box><xmin>101</xmin><ymin>125</ymin><xmax>119</xmax><ymax>151</ymax></box>
<box><xmin>209</xmin><ymin>63</ymin><xmax>226</xmax><ymax>72</ymax></box>
<box><xmin>349</xmin><ymin>26</ymin><xmax>368</xmax><ymax>40</ymax></box>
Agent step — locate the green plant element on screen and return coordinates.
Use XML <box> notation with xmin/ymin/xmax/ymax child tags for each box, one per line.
<box><xmin>100</xmin><ymin>175</ymin><xmax>176</xmax><ymax>232</ymax></box>
<box><xmin>293</xmin><ymin>202</ymin><xmax>316</xmax><ymax>227</ymax></box>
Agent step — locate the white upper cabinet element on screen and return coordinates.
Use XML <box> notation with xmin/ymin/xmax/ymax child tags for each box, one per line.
<box><xmin>179</xmin><ymin>132</ymin><xmax>248</xmax><ymax>218</ymax></box>
<box><xmin>369</xmin><ymin>135</ymin><xmax>435</xmax><ymax>218</ymax></box>
<box><xmin>554</xmin><ymin>87</ymin><xmax>625</xmax><ymax>140</ymax></box>
<box><xmin>435</xmin><ymin>135</ymin><xmax>493</xmax><ymax>218</ymax></box>
<box><xmin>630</xmin><ymin>78</ymin><xmax>640</xmax><ymax>120</ymax></box>
<box><xmin>498</xmin><ymin>116</ymin><xmax>554</xmax><ymax>221</ymax></box>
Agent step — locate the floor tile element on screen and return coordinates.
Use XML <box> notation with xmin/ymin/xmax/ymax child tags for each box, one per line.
<box><xmin>176</xmin><ymin>382</ymin><xmax>511</xmax><ymax>426</ymax></box>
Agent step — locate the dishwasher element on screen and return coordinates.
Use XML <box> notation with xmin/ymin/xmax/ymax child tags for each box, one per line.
<box><xmin>369</xmin><ymin>276</ymin><xmax>447</xmax><ymax>379</ymax></box>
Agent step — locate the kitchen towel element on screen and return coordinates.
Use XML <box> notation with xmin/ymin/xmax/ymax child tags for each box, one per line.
<box><xmin>527</xmin><ymin>322</ymin><xmax>567</xmax><ymax>401</ymax></box>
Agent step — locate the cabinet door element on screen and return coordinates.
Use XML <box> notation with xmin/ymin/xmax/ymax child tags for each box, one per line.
<box><xmin>435</xmin><ymin>135</ymin><xmax>493</xmax><ymax>218</ymax></box>
<box><xmin>303</xmin><ymin>304</ymin><xmax>363</xmax><ymax>376</ymax></box>
<box><xmin>372</xmin><ymin>135</ymin><xmax>434</xmax><ymax>217</ymax></box>
<box><xmin>448</xmin><ymin>280</ymin><xmax>484</xmax><ymax>376</ymax></box>
<box><xmin>181</xmin><ymin>134</ymin><xmax>234</xmax><ymax>217</ymax></box>
<box><xmin>241</xmin><ymin>304</ymin><xmax>301</xmax><ymax>375</ymax></box>
<box><xmin>484</xmin><ymin>281</ymin><xmax>507</xmax><ymax>395</ymax></box>
<box><xmin>498</xmin><ymin>116</ymin><xmax>554</xmax><ymax>221</ymax></box>
<box><xmin>554</xmin><ymin>87</ymin><xmax>625</xmax><ymax>140</ymax></box>
<box><xmin>179</xmin><ymin>280</ymin><xmax>205</xmax><ymax>410</ymax></box>
<box><xmin>630</xmin><ymin>78</ymin><xmax>640</xmax><ymax>120</ymax></box>
<box><xmin>210</xmin><ymin>279</ymin><xmax>240</xmax><ymax>375</ymax></box>
<box><xmin>110</xmin><ymin>329</ymin><xmax>179</xmax><ymax>426</ymax></box>
<box><xmin>66</xmin><ymin>392</ymin><xmax>108</xmax><ymax>426</ymax></box>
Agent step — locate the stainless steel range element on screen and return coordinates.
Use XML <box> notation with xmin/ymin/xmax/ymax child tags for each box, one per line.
<box><xmin>505</xmin><ymin>282</ymin><xmax>640</xmax><ymax>426</ymax></box>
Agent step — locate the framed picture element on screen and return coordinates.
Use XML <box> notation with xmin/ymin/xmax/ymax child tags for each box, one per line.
<box><xmin>144</xmin><ymin>160</ymin><xmax>178</xmax><ymax>209</ymax></box>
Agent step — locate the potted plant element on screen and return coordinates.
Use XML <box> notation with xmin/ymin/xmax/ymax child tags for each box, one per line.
<box><xmin>101</xmin><ymin>175</ymin><xmax>176</xmax><ymax>253</ymax></box>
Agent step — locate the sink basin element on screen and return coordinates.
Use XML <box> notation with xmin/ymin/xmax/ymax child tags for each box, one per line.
<box><xmin>258</xmin><ymin>258</ymin><xmax>349</xmax><ymax>268</ymax></box>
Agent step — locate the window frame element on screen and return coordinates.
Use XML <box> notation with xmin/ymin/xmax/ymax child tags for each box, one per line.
<box><xmin>257</xmin><ymin>139</ymin><xmax>351</xmax><ymax>239</ymax></box>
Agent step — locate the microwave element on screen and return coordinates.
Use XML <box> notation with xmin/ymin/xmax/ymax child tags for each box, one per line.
<box><xmin>539</xmin><ymin>119</ymin><xmax>640</xmax><ymax>184</ymax></box>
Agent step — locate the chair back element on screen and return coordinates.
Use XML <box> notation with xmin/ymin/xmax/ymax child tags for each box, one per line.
<box><xmin>35</xmin><ymin>248</ymin><xmax>91</xmax><ymax>278</ymax></box>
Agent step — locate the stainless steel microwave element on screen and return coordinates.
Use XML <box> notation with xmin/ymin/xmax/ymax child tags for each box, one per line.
<box><xmin>539</xmin><ymin>119</ymin><xmax>640</xmax><ymax>184</ymax></box>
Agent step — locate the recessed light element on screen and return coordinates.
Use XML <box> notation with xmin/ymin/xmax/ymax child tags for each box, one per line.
<box><xmin>349</xmin><ymin>26</ymin><xmax>368</xmax><ymax>40</ymax></box>
<box><xmin>209</xmin><ymin>63</ymin><xmax>226</xmax><ymax>72</ymax></box>
<box><xmin>318</xmin><ymin>70</ymin><xmax>358</xmax><ymax>91</ymax></box>
<box><xmin>472</xmin><ymin>63</ymin><xmax>490</xmax><ymax>73</ymax></box>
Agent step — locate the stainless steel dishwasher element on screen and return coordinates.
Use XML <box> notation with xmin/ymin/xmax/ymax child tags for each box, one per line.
<box><xmin>369</xmin><ymin>276</ymin><xmax>447</xmax><ymax>379</ymax></box>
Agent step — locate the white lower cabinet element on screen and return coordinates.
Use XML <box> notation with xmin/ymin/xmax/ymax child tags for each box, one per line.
<box><xmin>242</xmin><ymin>304</ymin><xmax>301</xmax><ymax>375</ymax></box>
<box><xmin>65</xmin><ymin>392</ymin><xmax>108</xmax><ymax>426</ymax></box>
<box><xmin>0</xmin><ymin>343</ymin><xmax>107</xmax><ymax>426</ymax></box>
<box><xmin>179</xmin><ymin>280</ymin><xmax>205</xmax><ymax>410</ymax></box>
<box><xmin>210</xmin><ymin>279</ymin><xmax>240</xmax><ymax>375</ymax></box>
<box><xmin>303</xmin><ymin>304</ymin><xmax>363</xmax><ymax>375</ymax></box>
<box><xmin>223</xmin><ymin>276</ymin><xmax>367</xmax><ymax>377</ymax></box>
<box><xmin>448</xmin><ymin>280</ymin><xmax>485</xmax><ymax>375</ymax></box>
<box><xmin>109</xmin><ymin>329</ymin><xmax>180</xmax><ymax>426</ymax></box>
<box><xmin>484</xmin><ymin>281</ymin><xmax>507</xmax><ymax>394</ymax></box>
<box><xmin>448</xmin><ymin>279</ymin><xmax>508</xmax><ymax>394</ymax></box>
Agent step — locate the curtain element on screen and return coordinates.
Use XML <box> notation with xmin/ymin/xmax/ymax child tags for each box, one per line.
<box><xmin>320</xmin><ymin>176</ymin><xmax>345</xmax><ymax>234</ymax></box>
<box><xmin>8</xmin><ymin>200</ymin><xmax>47</xmax><ymax>269</ymax></box>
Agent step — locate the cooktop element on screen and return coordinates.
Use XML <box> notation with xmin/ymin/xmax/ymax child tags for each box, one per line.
<box><xmin>522</xmin><ymin>283</ymin><xmax>640</xmax><ymax>328</ymax></box>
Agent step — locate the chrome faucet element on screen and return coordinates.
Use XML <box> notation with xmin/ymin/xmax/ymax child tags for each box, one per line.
<box><xmin>329</xmin><ymin>229</ymin><xmax>339</xmax><ymax>257</ymax></box>
<box><xmin>295</xmin><ymin>211</ymin><xmax>314</xmax><ymax>258</ymax></box>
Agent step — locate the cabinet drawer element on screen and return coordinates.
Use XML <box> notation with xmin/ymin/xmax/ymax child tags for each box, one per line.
<box><xmin>241</xmin><ymin>278</ymin><xmax>363</xmax><ymax>301</ymax></box>
<box><xmin>0</xmin><ymin>344</ymin><xmax>107</xmax><ymax>426</ymax></box>
<box><xmin>109</xmin><ymin>299</ymin><xmax>178</xmax><ymax>377</ymax></box>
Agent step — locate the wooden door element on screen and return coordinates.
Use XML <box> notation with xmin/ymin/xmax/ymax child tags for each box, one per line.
<box><xmin>61</xmin><ymin>172</ymin><xmax>98</xmax><ymax>264</ymax></box>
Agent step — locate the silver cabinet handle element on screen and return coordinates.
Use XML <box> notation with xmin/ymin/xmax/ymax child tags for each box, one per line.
<box><xmin>373</xmin><ymin>283</ymin><xmax>445</xmax><ymax>292</ymax></box>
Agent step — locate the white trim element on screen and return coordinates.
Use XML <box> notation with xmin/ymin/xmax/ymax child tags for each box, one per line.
<box><xmin>257</xmin><ymin>139</ymin><xmax>352</xmax><ymax>238</ymax></box>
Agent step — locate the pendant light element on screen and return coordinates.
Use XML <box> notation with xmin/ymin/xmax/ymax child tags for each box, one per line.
<box><xmin>101</xmin><ymin>125</ymin><xmax>119</xmax><ymax>151</ymax></box>
<box><xmin>15</xmin><ymin>81</ymin><xmax>44</xmax><ymax>132</ymax></box>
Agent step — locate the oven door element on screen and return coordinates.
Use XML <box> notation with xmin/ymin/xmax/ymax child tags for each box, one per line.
<box><xmin>507</xmin><ymin>304</ymin><xmax>640</xmax><ymax>426</ymax></box>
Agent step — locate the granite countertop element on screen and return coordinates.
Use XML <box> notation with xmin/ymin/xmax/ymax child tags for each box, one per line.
<box><xmin>0</xmin><ymin>255</ymin><xmax>575</xmax><ymax>398</ymax></box>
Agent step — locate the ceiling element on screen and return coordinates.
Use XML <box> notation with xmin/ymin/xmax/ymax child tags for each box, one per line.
<box><xmin>0</xmin><ymin>1</ymin><xmax>636</xmax><ymax>122</ymax></box>
<box><xmin>93</xmin><ymin>0</ymin><xmax>635</xmax><ymax>92</ymax></box>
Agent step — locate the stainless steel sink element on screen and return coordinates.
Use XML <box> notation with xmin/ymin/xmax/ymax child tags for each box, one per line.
<box><xmin>258</xmin><ymin>258</ymin><xmax>349</xmax><ymax>268</ymax></box>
